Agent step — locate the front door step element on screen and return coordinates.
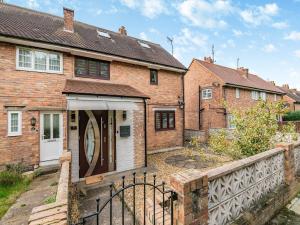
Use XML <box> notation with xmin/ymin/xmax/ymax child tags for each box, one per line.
<box><xmin>85</xmin><ymin>174</ymin><xmax>104</xmax><ymax>185</ymax></box>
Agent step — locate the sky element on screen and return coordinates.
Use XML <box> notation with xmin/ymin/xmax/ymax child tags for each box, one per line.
<box><xmin>6</xmin><ymin>0</ymin><xmax>300</xmax><ymax>89</ymax></box>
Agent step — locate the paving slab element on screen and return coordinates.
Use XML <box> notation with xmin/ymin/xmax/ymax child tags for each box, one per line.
<box><xmin>0</xmin><ymin>172</ymin><xmax>59</xmax><ymax>225</ymax></box>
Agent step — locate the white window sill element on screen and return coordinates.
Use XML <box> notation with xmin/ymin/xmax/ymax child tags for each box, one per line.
<box><xmin>16</xmin><ymin>68</ymin><xmax>63</xmax><ymax>75</ymax></box>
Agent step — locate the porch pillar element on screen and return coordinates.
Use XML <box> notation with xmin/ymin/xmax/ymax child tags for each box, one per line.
<box><xmin>276</xmin><ymin>143</ymin><xmax>295</xmax><ymax>185</ymax></box>
<box><xmin>170</xmin><ymin>169</ymin><xmax>208</xmax><ymax>225</ymax></box>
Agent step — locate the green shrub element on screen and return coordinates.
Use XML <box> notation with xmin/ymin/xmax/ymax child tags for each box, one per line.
<box><xmin>0</xmin><ymin>171</ymin><xmax>23</xmax><ymax>186</ymax></box>
<box><xmin>209</xmin><ymin>129</ymin><xmax>242</xmax><ymax>159</ymax></box>
<box><xmin>6</xmin><ymin>163</ymin><xmax>27</xmax><ymax>174</ymax></box>
<box><xmin>283</xmin><ymin>111</ymin><xmax>300</xmax><ymax>121</ymax></box>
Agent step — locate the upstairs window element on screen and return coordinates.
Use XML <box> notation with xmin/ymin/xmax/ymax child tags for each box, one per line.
<box><xmin>236</xmin><ymin>88</ymin><xmax>240</xmax><ymax>99</ymax></box>
<box><xmin>251</xmin><ymin>91</ymin><xmax>259</xmax><ymax>100</ymax></box>
<box><xmin>150</xmin><ymin>69</ymin><xmax>158</xmax><ymax>85</ymax></box>
<box><xmin>260</xmin><ymin>92</ymin><xmax>266</xmax><ymax>101</ymax></box>
<box><xmin>75</xmin><ymin>57</ymin><xmax>110</xmax><ymax>80</ymax></box>
<box><xmin>274</xmin><ymin>94</ymin><xmax>277</xmax><ymax>101</ymax></box>
<box><xmin>155</xmin><ymin>111</ymin><xmax>175</xmax><ymax>131</ymax></box>
<box><xmin>202</xmin><ymin>88</ymin><xmax>212</xmax><ymax>99</ymax></box>
<box><xmin>17</xmin><ymin>47</ymin><xmax>62</xmax><ymax>73</ymax></box>
<box><xmin>8</xmin><ymin>111</ymin><xmax>22</xmax><ymax>136</ymax></box>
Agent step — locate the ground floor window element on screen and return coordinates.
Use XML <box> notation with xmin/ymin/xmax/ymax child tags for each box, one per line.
<box><xmin>227</xmin><ymin>114</ymin><xmax>236</xmax><ymax>129</ymax></box>
<box><xmin>8</xmin><ymin>111</ymin><xmax>22</xmax><ymax>136</ymax></box>
<box><xmin>155</xmin><ymin>111</ymin><xmax>175</xmax><ymax>131</ymax></box>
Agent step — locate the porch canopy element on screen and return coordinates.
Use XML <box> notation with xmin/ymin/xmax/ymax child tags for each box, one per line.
<box><xmin>62</xmin><ymin>79</ymin><xmax>149</xmax><ymax>110</ymax></box>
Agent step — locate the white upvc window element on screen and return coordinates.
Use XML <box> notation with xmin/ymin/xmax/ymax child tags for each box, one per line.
<box><xmin>251</xmin><ymin>91</ymin><xmax>259</xmax><ymax>100</ymax></box>
<box><xmin>227</xmin><ymin>114</ymin><xmax>236</xmax><ymax>129</ymax></box>
<box><xmin>274</xmin><ymin>94</ymin><xmax>277</xmax><ymax>101</ymax></box>
<box><xmin>8</xmin><ymin>111</ymin><xmax>22</xmax><ymax>136</ymax></box>
<box><xmin>260</xmin><ymin>92</ymin><xmax>267</xmax><ymax>101</ymax></box>
<box><xmin>202</xmin><ymin>88</ymin><xmax>212</xmax><ymax>99</ymax></box>
<box><xmin>16</xmin><ymin>47</ymin><xmax>63</xmax><ymax>73</ymax></box>
<box><xmin>236</xmin><ymin>88</ymin><xmax>240</xmax><ymax>99</ymax></box>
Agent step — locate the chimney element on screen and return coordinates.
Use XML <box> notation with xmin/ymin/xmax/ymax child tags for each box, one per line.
<box><xmin>63</xmin><ymin>8</ymin><xmax>74</xmax><ymax>32</ymax></box>
<box><xmin>238</xmin><ymin>67</ymin><xmax>249</xmax><ymax>78</ymax></box>
<box><xmin>269</xmin><ymin>81</ymin><xmax>276</xmax><ymax>86</ymax></box>
<box><xmin>282</xmin><ymin>84</ymin><xmax>290</xmax><ymax>89</ymax></box>
<box><xmin>204</xmin><ymin>56</ymin><xmax>213</xmax><ymax>63</ymax></box>
<box><xmin>118</xmin><ymin>26</ymin><xmax>127</xmax><ymax>35</ymax></box>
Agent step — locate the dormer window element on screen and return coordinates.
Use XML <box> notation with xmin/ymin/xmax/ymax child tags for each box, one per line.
<box><xmin>138</xmin><ymin>41</ymin><xmax>150</xmax><ymax>48</ymax></box>
<box><xmin>97</xmin><ymin>30</ymin><xmax>111</xmax><ymax>39</ymax></box>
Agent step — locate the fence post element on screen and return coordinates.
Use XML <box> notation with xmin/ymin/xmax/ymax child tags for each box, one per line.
<box><xmin>170</xmin><ymin>169</ymin><xmax>208</xmax><ymax>225</ymax></box>
<box><xmin>276</xmin><ymin>143</ymin><xmax>295</xmax><ymax>185</ymax></box>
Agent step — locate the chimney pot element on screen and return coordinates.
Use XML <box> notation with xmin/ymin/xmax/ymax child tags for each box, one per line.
<box><xmin>204</xmin><ymin>56</ymin><xmax>213</xmax><ymax>63</ymax></box>
<box><xmin>269</xmin><ymin>81</ymin><xmax>276</xmax><ymax>86</ymax></box>
<box><xmin>282</xmin><ymin>84</ymin><xmax>290</xmax><ymax>89</ymax></box>
<box><xmin>118</xmin><ymin>26</ymin><xmax>127</xmax><ymax>35</ymax></box>
<box><xmin>63</xmin><ymin>7</ymin><xmax>74</xmax><ymax>32</ymax></box>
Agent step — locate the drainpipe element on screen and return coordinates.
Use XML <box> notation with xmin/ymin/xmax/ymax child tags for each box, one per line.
<box><xmin>144</xmin><ymin>98</ymin><xmax>147</xmax><ymax>167</ymax></box>
<box><xmin>182</xmin><ymin>73</ymin><xmax>185</xmax><ymax>146</ymax></box>
<box><xmin>199</xmin><ymin>86</ymin><xmax>201</xmax><ymax>130</ymax></box>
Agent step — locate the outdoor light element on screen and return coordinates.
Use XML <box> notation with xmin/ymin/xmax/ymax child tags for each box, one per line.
<box><xmin>30</xmin><ymin>116</ymin><xmax>36</xmax><ymax>130</ymax></box>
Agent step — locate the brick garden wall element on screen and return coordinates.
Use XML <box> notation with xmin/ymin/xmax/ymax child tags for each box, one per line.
<box><xmin>0</xmin><ymin>42</ymin><xmax>184</xmax><ymax>166</ymax></box>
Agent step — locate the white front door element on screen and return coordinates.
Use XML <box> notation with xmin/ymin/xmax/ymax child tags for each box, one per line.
<box><xmin>40</xmin><ymin>112</ymin><xmax>63</xmax><ymax>166</ymax></box>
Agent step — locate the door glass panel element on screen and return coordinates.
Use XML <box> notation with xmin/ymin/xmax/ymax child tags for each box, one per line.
<box><xmin>85</xmin><ymin>121</ymin><xmax>95</xmax><ymax>164</ymax></box>
<box><xmin>43</xmin><ymin>114</ymin><xmax>51</xmax><ymax>139</ymax></box>
<box><xmin>53</xmin><ymin>114</ymin><xmax>60</xmax><ymax>138</ymax></box>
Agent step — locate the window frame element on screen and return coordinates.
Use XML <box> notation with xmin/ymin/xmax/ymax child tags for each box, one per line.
<box><xmin>7</xmin><ymin>111</ymin><xmax>22</xmax><ymax>136</ymax></box>
<box><xmin>16</xmin><ymin>47</ymin><xmax>63</xmax><ymax>74</ymax></box>
<box><xmin>155</xmin><ymin>111</ymin><xmax>175</xmax><ymax>131</ymax></box>
<box><xmin>150</xmin><ymin>69</ymin><xmax>158</xmax><ymax>85</ymax></box>
<box><xmin>235</xmin><ymin>88</ymin><xmax>240</xmax><ymax>99</ymax></box>
<box><xmin>260</xmin><ymin>92</ymin><xmax>267</xmax><ymax>101</ymax></box>
<box><xmin>251</xmin><ymin>91</ymin><xmax>259</xmax><ymax>100</ymax></box>
<box><xmin>74</xmin><ymin>56</ymin><xmax>110</xmax><ymax>80</ymax></box>
<box><xmin>202</xmin><ymin>88</ymin><xmax>213</xmax><ymax>100</ymax></box>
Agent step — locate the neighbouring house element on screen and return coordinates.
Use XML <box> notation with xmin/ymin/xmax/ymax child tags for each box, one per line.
<box><xmin>0</xmin><ymin>3</ymin><xmax>186</xmax><ymax>182</ymax></box>
<box><xmin>277</xmin><ymin>84</ymin><xmax>300</xmax><ymax>111</ymax></box>
<box><xmin>184</xmin><ymin>57</ymin><xmax>285</xmax><ymax>135</ymax></box>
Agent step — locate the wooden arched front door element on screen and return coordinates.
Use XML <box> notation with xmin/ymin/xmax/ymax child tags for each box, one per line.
<box><xmin>79</xmin><ymin>110</ymin><xmax>109</xmax><ymax>178</ymax></box>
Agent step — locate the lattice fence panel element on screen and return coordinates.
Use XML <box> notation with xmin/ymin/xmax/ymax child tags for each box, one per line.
<box><xmin>208</xmin><ymin>153</ymin><xmax>284</xmax><ymax>225</ymax></box>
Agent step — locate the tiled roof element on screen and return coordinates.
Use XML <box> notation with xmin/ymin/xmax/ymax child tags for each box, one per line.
<box><xmin>62</xmin><ymin>79</ymin><xmax>150</xmax><ymax>99</ymax></box>
<box><xmin>277</xmin><ymin>87</ymin><xmax>300</xmax><ymax>102</ymax></box>
<box><xmin>196</xmin><ymin>59</ymin><xmax>285</xmax><ymax>94</ymax></box>
<box><xmin>0</xmin><ymin>3</ymin><xmax>186</xmax><ymax>70</ymax></box>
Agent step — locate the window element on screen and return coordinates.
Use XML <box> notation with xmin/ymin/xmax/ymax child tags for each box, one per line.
<box><xmin>17</xmin><ymin>47</ymin><xmax>63</xmax><ymax>73</ymax></box>
<box><xmin>202</xmin><ymin>89</ymin><xmax>212</xmax><ymax>99</ymax></box>
<box><xmin>274</xmin><ymin>94</ymin><xmax>277</xmax><ymax>101</ymax></box>
<box><xmin>150</xmin><ymin>69</ymin><xmax>158</xmax><ymax>85</ymax></box>
<box><xmin>75</xmin><ymin>57</ymin><xmax>110</xmax><ymax>79</ymax></box>
<box><xmin>155</xmin><ymin>111</ymin><xmax>175</xmax><ymax>131</ymax></box>
<box><xmin>8</xmin><ymin>111</ymin><xmax>22</xmax><ymax>136</ymax></box>
<box><xmin>251</xmin><ymin>91</ymin><xmax>259</xmax><ymax>100</ymax></box>
<box><xmin>236</xmin><ymin>88</ymin><xmax>240</xmax><ymax>99</ymax></box>
<box><xmin>260</xmin><ymin>92</ymin><xmax>266</xmax><ymax>101</ymax></box>
<box><xmin>227</xmin><ymin>114</ymin><xmax>236</xmax><ymax>129</ymax></box>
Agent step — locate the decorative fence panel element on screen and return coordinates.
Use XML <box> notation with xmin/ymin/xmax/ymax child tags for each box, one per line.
<box><xmin>294</xmin><ymin>145</ymin><xmax>300</xmax><ymax>175</ymax></box>
<box><xmin>207</xmin><ymin>152</ymin><xmax>285</xmax><ymax>225</ymax></box>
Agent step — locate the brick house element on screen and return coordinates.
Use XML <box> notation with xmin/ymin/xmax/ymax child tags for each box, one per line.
<box><xmin>0</xmin><ymin>3</ymin><xmax>186</xmax><ymax>182</ymax></box>
<box><xmin>277</xmin><ymin>84</ymin><xmax>300</xmax><ymax>111</ymax></box>
<box><xmin>185</xmin><ymin>57</ymin><xmax>285</xmax><ymax>133</ymax></box>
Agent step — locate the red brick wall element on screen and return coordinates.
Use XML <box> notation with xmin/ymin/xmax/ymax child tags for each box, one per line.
<box><xmin>0</xmin><ymin>42</ymin><xmax>184</xmax><ymax>166</ymax></box>
<box><xmin>184</xmin><ymin>60</ymin><xmax>283</xmax><ymax>132</ymax></box>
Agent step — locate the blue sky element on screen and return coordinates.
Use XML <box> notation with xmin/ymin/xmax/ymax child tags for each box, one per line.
<box><xmin>6</xmin><ymin>0</ymin><xmax>300</xmax><ymax>89</ymax></box>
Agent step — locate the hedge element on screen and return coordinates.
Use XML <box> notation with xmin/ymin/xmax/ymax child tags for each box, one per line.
<box><xmin>283</xmin><ymin>110</ymin><xmax>300</xmax><ymax>121</ymax></box>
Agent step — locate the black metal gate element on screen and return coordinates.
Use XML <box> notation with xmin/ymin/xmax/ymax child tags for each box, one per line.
<box><xmin>73</xmin><ymin>171</ymin><xmax>177</xmax><ymax>225</ymax></box>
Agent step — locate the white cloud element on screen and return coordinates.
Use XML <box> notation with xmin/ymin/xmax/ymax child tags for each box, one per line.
<box><xmin>295</xmin><ymin>50</ymin><xmax>300</xmax><ymax>58</ymax></box>
<box><xmin>173</xmin><ymin>28</ymin><xmax>208</xmax><ymax>61</ymax></box>
<box><xmin>120</xmin><ymin>0</ymin><xmax>168</xmax><ymax>19</ymax></box>
<box><xmin>233</xmin><ymin>29</ymin><xmax>243</xmax><ymax>37</ymax></box>
<box><xmin>139</xmin><ymin>32</ymin><xmax>149</xmax><ymax>41</ymax></box>
<box><xmin>263</xmin><ymin>44</ymin><xmax>277</xmax><ymax>53</ymax></box>
<box><xmin>221</xmin><ymin>39</ymin><xmax>236</xmax><ymax>48</ymax></box>
<box><xmin>285</xmin><ymin>31</ymin><xmax>300</xmax><ymax>41</ymax></box>
<box><xmin>240</xmin><ymin>3</ymin><xmax>279</xmax><ymax>26</ymax></box>
<box><xmin>27</xmin><ymin>0</ymin><xmax>39</xmax><ymax>9</ymax></box>
<box><xmin>272</xmin><ymin>22</ymin><xmax>289</xmax><ymax>29</ymax></box>
<box><xmin>177</xmin><ymin>0</ymin><xmax>233</xmax><ymax>29</ymax></box>
<box><xmin>96</xmin><ymin>9</ymin><xmax>102</xmax><ymax>15</ymax></box>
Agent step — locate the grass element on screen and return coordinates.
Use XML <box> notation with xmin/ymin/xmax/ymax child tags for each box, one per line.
<box><xmin>43</xmin><ymin>194</ymin><xmax>56</xmax><ymax>204</ymax></box>
<box><xmin>0</xmin><ymin>175</ymin><xmax>31</xmax><ymax>218</ymax></box>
